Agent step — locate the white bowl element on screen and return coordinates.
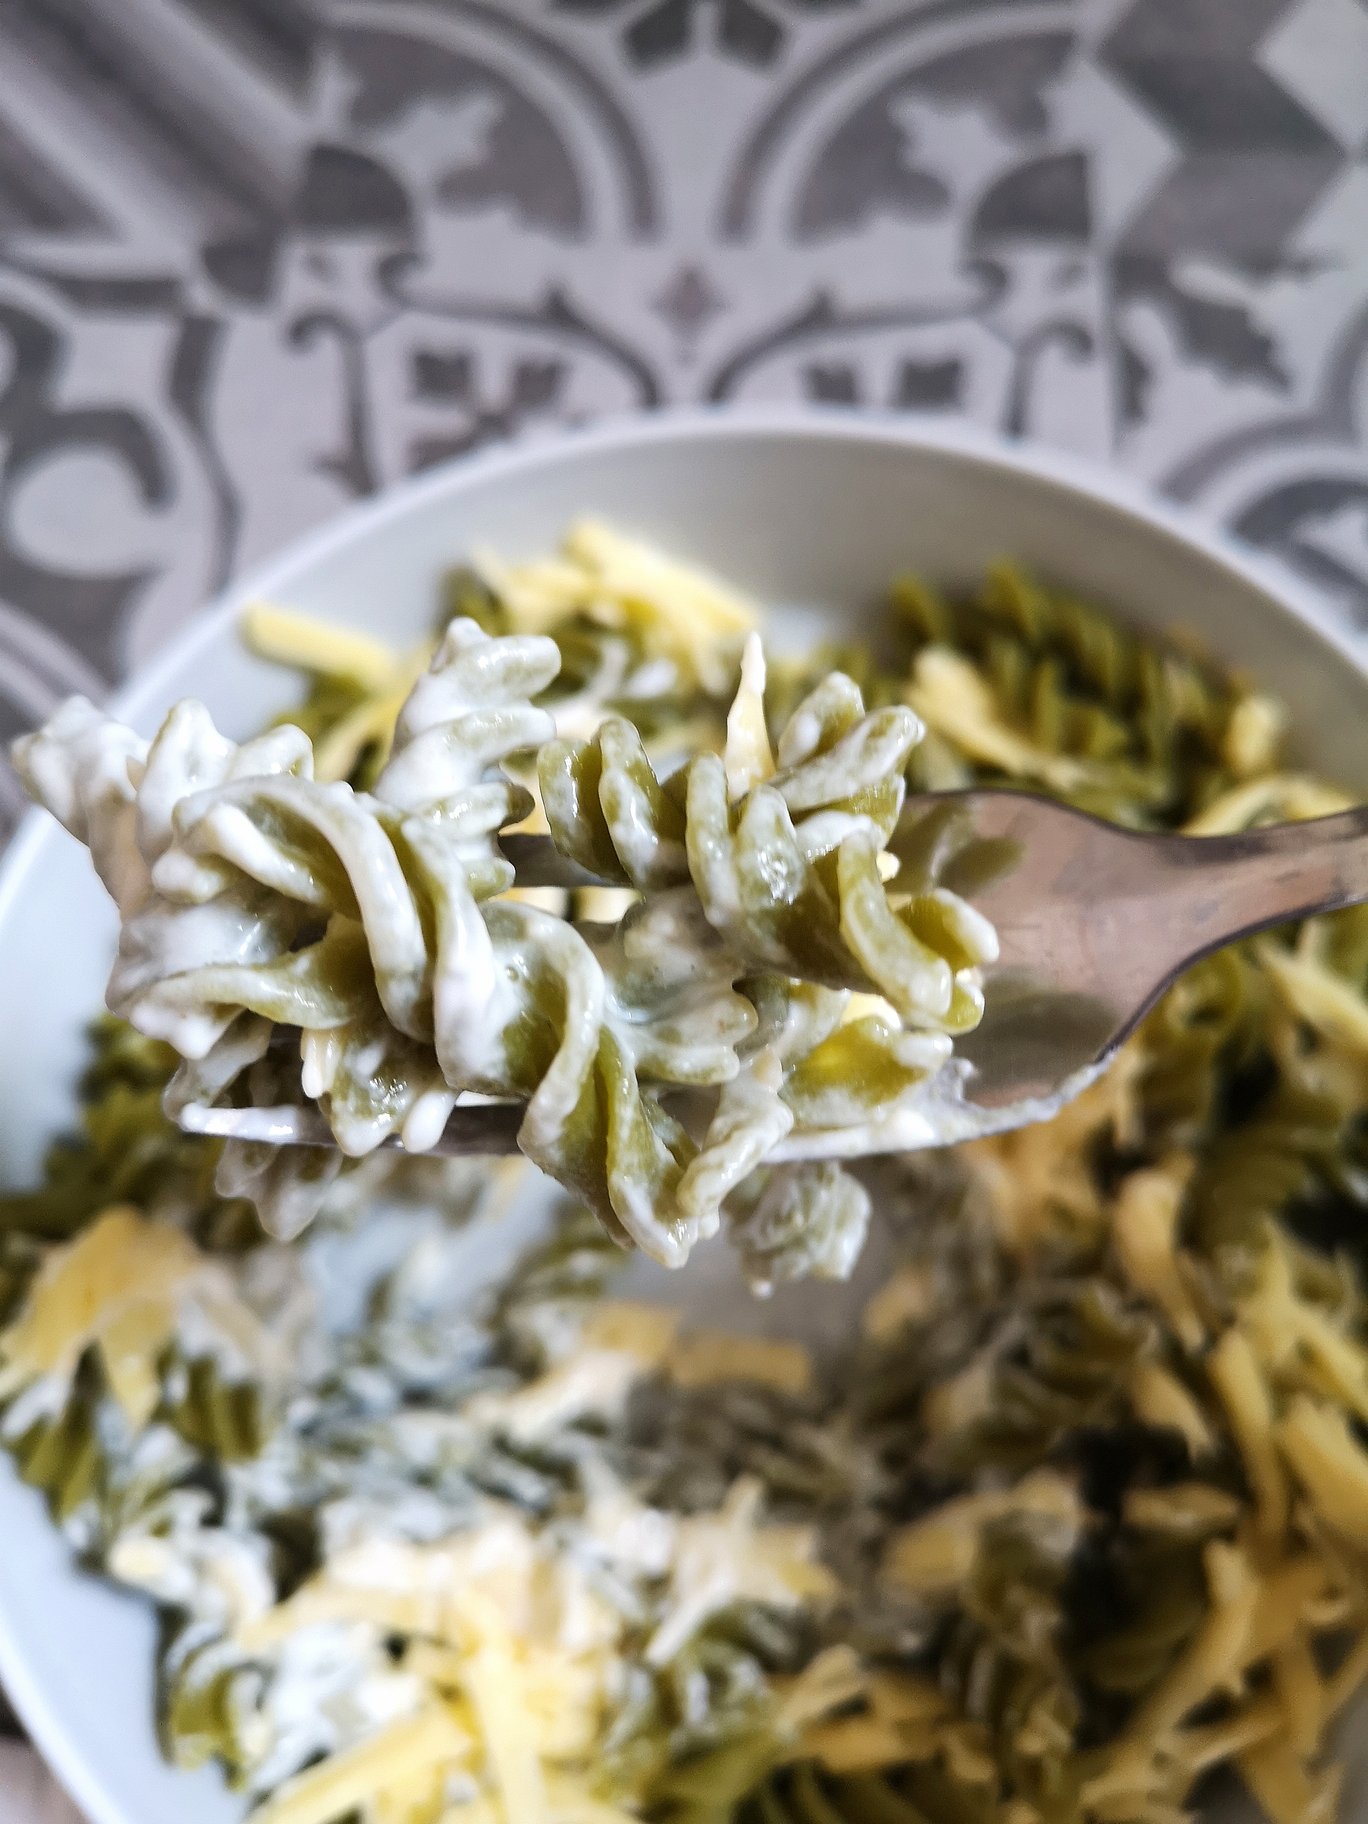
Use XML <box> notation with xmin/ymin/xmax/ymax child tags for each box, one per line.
<box><xmin>1</xmin><ymin>410</ymin><xmax>1366</xmax><ymax>1824</ymax></box>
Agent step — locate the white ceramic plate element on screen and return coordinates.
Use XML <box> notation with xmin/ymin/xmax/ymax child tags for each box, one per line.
<box><xmin>2</xmin><ymin>410</ymin><xmax>1367</xmax><ymax>1824</ymax></box>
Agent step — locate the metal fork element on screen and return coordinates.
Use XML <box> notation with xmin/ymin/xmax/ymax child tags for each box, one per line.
<box><xmin>177</xmin><ymin>791</ymin><xmax>1368</xmax><ymax>1158</ymax></box>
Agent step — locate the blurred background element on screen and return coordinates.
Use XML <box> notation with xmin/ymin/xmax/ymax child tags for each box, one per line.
<box><xmin>0</xmin><ymin>0</ymin><xmax>1364</xmax><ymax>1806</ymax></box>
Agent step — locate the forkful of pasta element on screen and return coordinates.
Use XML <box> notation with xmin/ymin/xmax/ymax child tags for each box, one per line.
<box><xmin>13</xmin><ymin>574</ymin><xmax>1368</xmax><ymax>1265</ymax></box>
<box><xmin>163</xmin><ymin>783</ymin><xmax>1368</xmax><ymax>1166</ymax></box>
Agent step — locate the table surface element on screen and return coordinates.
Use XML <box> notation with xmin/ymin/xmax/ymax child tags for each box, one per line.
<box><xmin>1</xmin><ymin>0</ymin><xmax>1366</xmax><ymax>1811</ymax></box>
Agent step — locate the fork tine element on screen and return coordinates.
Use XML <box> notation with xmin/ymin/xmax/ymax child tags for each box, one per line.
<box><xmin>499</xmin><ymin>833</ymin><xmax>604</xmax><ymax>889</ymax></box>
<box><xmin>177</xmin><ymin>1099</ymin><xmax>525</xmax><ymax>1157</ymax></box>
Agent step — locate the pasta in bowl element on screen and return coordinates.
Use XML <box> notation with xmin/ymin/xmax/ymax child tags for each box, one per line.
<box><xmin>2</xmin><ymin>415</ymin><xmax>1368</xmax><ymax>1824</ymax></box>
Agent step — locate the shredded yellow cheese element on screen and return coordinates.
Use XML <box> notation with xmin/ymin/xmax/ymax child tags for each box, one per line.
<box><xmin>248</xmin><ymin>1708</ymin><xmax>471</xmax><ymax>1824</ymax></box>
<box><xmin>882</xmin><ymin>1471</ymin><xmax>1081</xmax><ymax>1596</ymax></box>
<box><xmin>1085</xmin><ymin>1541</ymin><xmax>1259</xmax><ymax>1805</ymax></box>
<box><xmin>464</xmin><ymin>1616</ymin><xmax>547</xmax><ymax>1824</ymax></box>
<box><xmin>1130</xmin><ymin>1361</ymin><xmax>1214</xmax><ymax>1457</ymax></box>
<box><xmin>1238</xmin><ymin>1734</ymin><xmax>1341</xmax><ymax>1824</ymax></box>
<box><xmin>669</xmin><ymin>1330</ymin><xmax>811</xmax><ymax>1395</ymax></box>
<box><xmin>647</xmin><ymin>1477</ymin><xmax>836</xmax><ymax>1666</ymax></box>
<box><xmin>1208</xmin><ymin>1328</ymin><xmax>1289</xmax><ymax>1543</ymax></box>
<box><xmin>801</xmin><ymin>1662</ymin><xmax>948</xmax><ymax>1773</ymax></box>
<box><xmin>960</xmin><ymin>1046</ymin><xmax>1144</xmax><ymax>1260</ymax></box>
<box><xmin>1260</xmin><ymin>941</ymin><xmax>1368</xmax><ymax>1057</ymax></box>
<box><xmin>477</xmin><ymin>519</ymin><xmax>756</xmax><ymax>695</ymax></box>
<box><xmin>1221</xmin><ymin>692</ymin><xmax>1286</xmax><ymax>779</ymax></box>
<box><xmin>1238</xmin><ymin>1235</ymin><xmax>1368</xmax><ymax>1424</ymax></box>
<box><xmin>240</xmin><ymin>601</ymin><xmax>401</xmax><ymax>692</ymax></box>
<box><xmin>240</xmin><ymin>599</ymin><xmax>435</xmax><ymax>782</ymax></box>
<box><xmin>860</xmin><ymin>1266</ymin><xmax>934</xmax><ymax>1341</ymax></box>
<box><xmin>313</xmin><ymin>649</ymin><xmax>432</xmax><ymax>783</ymax></box>
<box><xmin>0</xmin><ymin>1206</ymin><xmax>255</xmax><ymax>1428</ymax></box>
<box><xmin>1323</xmin><ymin>1631</ymin><xmax>1368</xmax><ymax>1723</ymax></box>
<box><xmin>574</xmin><ymin>885</ymin><xmax>639</xmax><ymax>924</ymax></box>
<box><xmin>1278</xmin><ymin>1397</ymin><xmax>1368</xmax><ymax>1547</ymax></box>
<box><xmin>1112</xmin><ymin>1157</ymin><xmax>1205</xmax><ymax>1352</ymax></box>
<box><xmin>465</xmin><ymin>1302</ymin><xmax>679</xmax><ymax>1445</ymax></box>
<box><xmin>1184</xmin><ymin>773</ymin><xmax>1352</xmax><ymax>835</ymax></box>
<box><xmin>1246</xmin><ymin>1556</ymin><xmax>1338</xmax><ymax>1664</ymax></box>
<box><xmin>1272</xmin><ymin>1631</ymin><xmax>1323</xmax><ymax>1758</ymax></box>
<box><xmin>540</xmin><ymin>1783</ymin><xmax>647</xmax><ymax>1824</ymax></box>
<box><xmin>1178</xmin><ymin>1697</ymin><xmax>1282</xmax><ymax>1774</ymax></box>
<box><xmin>772</xmin><ymin>1645</ymin><xmax>867</xmax><ymax>1734</ymax></box>
<box><xmin>1122</xmin><ymin>1483</ymin><xmax>1241</xmax><ymax>1535</ymax></box>
<box><xmin>904</xmin><ymin>647</ymin><xmax>1087</xmax><ymax>791</ymax></box>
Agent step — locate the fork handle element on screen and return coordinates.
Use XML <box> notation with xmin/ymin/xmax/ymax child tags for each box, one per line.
<box><xmin>502</xmin><ymin>815</ymin><xmax>1368</xmax><ymax>951</ymax></box>
<box><xmin>1160</xmin><ymin>807</ymin><xmax>1368</xmax><ymax>955</ymax></box>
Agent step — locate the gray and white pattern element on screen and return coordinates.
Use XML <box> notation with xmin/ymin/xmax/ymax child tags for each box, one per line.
<box><xmin>0</xmin><ymin>0</ymin><xmax>1364</xmax><ymax>1792</ymax></box>
<box><xmin>0</xmin><ymin>0</ymin><xmax>1363</xmax><ymax>810</ymax></box>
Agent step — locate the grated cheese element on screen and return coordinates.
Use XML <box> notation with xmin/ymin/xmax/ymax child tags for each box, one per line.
<box><xmin>1271</xmin><ymin>1631</ymin><xmax>1323</xmax><ymax>1758</ymax></box>
<box><xmin>248</xmin><ymin>1707</ymin><xmax>471</xmax><ymax>1824</ymax></box>
<box><xmin>1259</xmin><ymin>942</ymin><xmax>1368</xmax><ymax>1056</ymax></box>
<box><xmin>1129</xmin><ymin>1361</ymin><xmax>1214</xmax><ymax>1457</ymax></box>
<box><xmin>240</xmin><ymin>602</ymin><xmax>402</xmax><ymax>692</ymax></box>
<box><xmin>860</xmin><ymin>1266</ymin><xmax>934</xmax><ymax>1341</ymax></box>
<box><xmin>646</xmin><ymin>1477</ymin><xmax>836</xmax><ymax>1666</ymax></box>
<box><xmin>1086</xmin><ymin>1541</ymin><xmax>1259</xmax><ymax>1806</ymax></box>
<box><xmin>1184</xmin><ymin>773</ymin><xmax>1352</xmax><ymax>836</ymax></box>
<box><xmin>1238</xmin><ymin>1734</ymin><xmax>1342</xmax><ymax>1824</ymax></box>
<box><xmin>464</xmin><ymin>1616</ymin><xmax>547</xmax><ymax>1824</ymax></box>
<box><xmin>1221</xmin><ymin>693</ymin><xmax>1286</xmax><ymax>779</ymax></box>
<box><xmin>669</xmin><ymin>1330</ymin><xmax>811</xmax><ymax>1395</ymax></box>
<box><xmin>1112</xmin><ymin>1157</ymin><xmax>1205</xmax><ymax>1352</ymax></box>
<box><xmin>465</xmin><ymin>1303</ymin><xmax>678</xmax><ymax>1445</ymax></box>
<box><xmin>1208</xmin><ymin>1328</ymin><xmax>1289</xmax><ymax>1543</ymax></box>
<box><xmin>476</xmin><ymin>520</ymin><xmax>756</xmax><ymax>696</ymax></box>
<box><xmin>882</xmin><ymin>1471</ymin><xmax>1081</xmax><ymax>1595</ymax></box>
<box><xmin>1278</xmin><ymin>1397</ymin><xmax>1368</xmax><ymax>1547</ymax></box>
<box><xmin>1122</xmin><ymin>1483</ymin><xmax>1241</xmax><ymax>1535</ymax></box>
<box><xmin>312</xmin><ymin>650</ymin><xmax>432</xmax><ymax>783</ymax></box>
<box><xmin>904</xmin><ymin>647</ymin><xmax>1087</xmax><ymax>791</ymax></box>
<box><xmin>0</xmin><ymin>1206</ymin><xmax>268</xmax><ymax>1429</ymax></box>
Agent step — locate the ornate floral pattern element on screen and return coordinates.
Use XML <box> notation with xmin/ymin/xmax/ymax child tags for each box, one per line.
<box><xmin>0</xmin><ymin>0</ymin><xmax>1363</xmax><ymax>828</ymax></box>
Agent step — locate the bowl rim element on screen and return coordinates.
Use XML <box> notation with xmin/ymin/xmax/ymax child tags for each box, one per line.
<box><xmin>4</xmin><ymin>403</ymin><xmax>1366</xmax><ymax>927</ymax></box>
<box><xmin>1</xmin><ymin>403</ymin><xmax>1366</xmax><ymax>1823</ymax></box>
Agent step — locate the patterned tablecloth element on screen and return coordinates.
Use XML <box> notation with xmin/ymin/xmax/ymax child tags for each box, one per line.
<box><xmin>0</xmin><ymin>0</ymin><xmax>1365</xmax><ymax>1810</ymax></box>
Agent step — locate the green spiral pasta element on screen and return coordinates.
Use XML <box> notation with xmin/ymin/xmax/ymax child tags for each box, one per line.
<box><xmin>16</xmin><ymin>621</ymin><xmax>993</xmax><ymax>1269</ymax></box>
<box><xmin>162</xmin><ymin>1353</ymin><xmax>269</xmax><ymax>1462</ymax></box>
<box><xmin>735</xmin><ymin>1764</ymin><xmax>1012</xmax><ymax>1824</ymax></box>
<box><xmin>538</xmin><ymin>663</ymin><xmax>989</xmax><ymax>1023</ymax></box>
<box><xmin>17</xmin><ymin>625</ymin><xmax>726</xmax><ymax>1258</ymax></box>
<box><xmin>895</xmin><ymin>563</ymin><xmax>1268</xmax><ymax>826</ymax></box>
<box><xmin>160</xmin><ymin>1634</ymin><xmax>265</xmax><ymax>1781</ymax></box>
<box><xmin>534</xmin><ymin>650</ymin><xmax>997</xmax><ymax>1255</ymax></box>
<box><xmin>6</xmin><ymin>1383</ymin><xmax>101</xmax><ymax>1522</ymax></box>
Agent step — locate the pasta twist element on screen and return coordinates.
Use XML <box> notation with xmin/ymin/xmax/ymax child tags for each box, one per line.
<box><xmin>18</xmin><ymin>629</ymin><xmax>746</xmax><ymax>1259</ymax></box>
<box><xmin>541</xmin><ymin>656</ymin><xmax>994</xmax><ymax>1028</ymax></box>
<box><xmin>538</xmin><ymin>648</ymin><xmax>1002</xmax><ymax>1267</ymax></box>
<box><xmin>18</xmin><ymin>620</ymin><xmax>994</xmax><ymax>1268</ymax></box>
<box><xmin>735</xmin><ymin>1767</ymin><xmax>932</xmax><ymax>1823</ymax></box>
<box><xmin>895</xmin><ymin>563</ymin><xmax>1268</xmax><ymax>825</ymax></box>
<box><xmin>203</xmin><ymin>625</ymin><xmax>750</xmax><ymax>1260</ymax></box>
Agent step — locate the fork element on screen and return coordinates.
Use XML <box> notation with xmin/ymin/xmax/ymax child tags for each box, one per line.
<box><xmin>177</xmin><ymin>790</ymin><xmax>1368</xmax><ymax>1158</ymax></box>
